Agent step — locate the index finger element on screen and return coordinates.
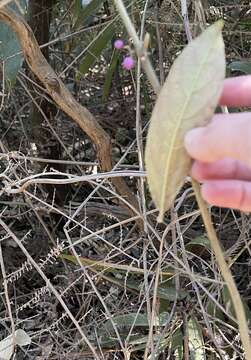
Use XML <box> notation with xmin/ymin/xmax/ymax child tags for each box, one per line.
<box><xmin>220</xmin><ymin>75</ymin><xmax>251</xmax><ymax>107</ymax></box>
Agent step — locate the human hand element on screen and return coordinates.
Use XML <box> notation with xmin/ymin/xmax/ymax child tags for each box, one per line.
<box><xmin>184</xmin><ymin>75</ymin><xmax>251</xmax><ymax>212</ymax></box>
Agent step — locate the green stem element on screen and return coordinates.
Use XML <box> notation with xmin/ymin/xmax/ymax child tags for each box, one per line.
<box><xmin>192</xmin><ymin>179</ymin><xmax>251</xmax><ymax>359</ymax></box>
<box><xmin>113</xmin><ymin>0</ymin><xmax>161</xmax><ymax>94</ymax></box>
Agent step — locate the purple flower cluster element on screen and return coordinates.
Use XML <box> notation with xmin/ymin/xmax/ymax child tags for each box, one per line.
<box><xmin>122</xmin><ymin>56</ymin><xmax>135</xmax><ymax>70</ymax></box>
<box><xmin>114</xmin><ymin>39</ymin><xmax>135</xmax><ymax>71</ymax></box>
<box><xmin>114</xmin><ymin>39</ymin><xmax>124</xmax><ymax>50</ymax></box>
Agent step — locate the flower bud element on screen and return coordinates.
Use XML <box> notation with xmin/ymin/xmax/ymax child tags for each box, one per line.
<box><xmin>122</xmin><ymin>56</ymin><xmax>135</xmax><ymax>70</ymax></box>
<box><xmin>114</xmin><ymin>39</ymin><xmax>124</xmax><ymax>49</ymax></box>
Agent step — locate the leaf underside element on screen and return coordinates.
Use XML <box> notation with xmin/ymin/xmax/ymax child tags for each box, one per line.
<box><xmin>145</xmin><ymin>21</ymin><xmax>226</xmax><ymax>222</ymax></box>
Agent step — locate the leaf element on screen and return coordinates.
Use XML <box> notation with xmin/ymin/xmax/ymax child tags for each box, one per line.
<box><xmin>99</xmin><ymin>323</ymin><xmax>183</xmax><ymax>354</ymax></box>
<box><xmin>0</xmin><ymin>0</ymin><xmax>27</xmax><ymax>87</ymax></box>
<box><xmin>8</xmin><ymin>0</ymin><xmax>27</xmax><ymax>13</ymax></box>
<box><xmin>228</xmin><ymin>61</ymin><xmax>251</xmax><ymax>74</ymax></box>
<box><xmin>222</xmin><ymin>285</ymin><xmax>251</xmax><ymax>324</ymax></box>
<box><xmin>0</xmin><ymin>25</ymin><xmax>21</xmax><ymax>86</ymax></box>
<box><xmin>78</xmin><ymin>22</ymin><xmax>115</xmax><ymax>76</ymax></box>
<box><xmin>102</xmin><ymin>49</ymin><xmax>120</xmax><ymax>101</ymax></box>
<box><xmin>61</xmin><ymin>254</ymin><xmax>186</xmax><ymax>301</ymax></box>
<box><xmin>185</xmin><ymin>235</ymin><xmax>211</xmax><ymax>256</ymax></box>
<box><xmin>104</xmin><ymin>312</ymin><xmax>169</xmax><ymax>332</ymax></box>
<box><xmin>206</xmin><ymin>298</ymin><xmax>225</xmax><ymax>322</ymax></box>
<box><xmin>186</xmin><ymin>235</ymin><xmax>210</xmax><ymax>249</ymax></box>
<box><xmin>74</xmin><ymin>0</ymin><xmax>106</xmax><ymax>29</ymax></box>
<box><xmin>157</xmin><ymin>285</ymin><xmax>187</xmax><ymax>301</ymax></box>
<box><xmin>145</xmin><ymin>21</ymin><xmax>226</xmax><ymax>222</ymax></box>
<box><xmin>99</xmin><ymin>312</ymin><xmax>169</xmax><ymax>352</ymax></box>
<box><xmin>14</xmin><ymin>329</ymin><xmax>31</xmax><ymax>346</ymax></box>
<box><xmin>188</xmin><ymin>317</ymin><xmax>206</xmax><ymax>359</ymax></box>
<box><xmin>98</xmin><ymin>333</ymin><xmax>143</xmax><ymax>349</ymax></box>
<box><xmin>81</xmin><ymin>0</ymin><xmax>92</xmax><ymax>6</ymax></box>
<box><xmin>60</xmin><ymin>254</ymin><xmax>173</xmax><ymax>277</ymax></box>
<box><xmin>170</xmin><ymin>328</ymin><xmax>183</xmax><ymax>358</ymax></box>
<box><xmin>0</xmin><ymin>329</ymin><xmax>31</xmax><ymax>360</ymax></box>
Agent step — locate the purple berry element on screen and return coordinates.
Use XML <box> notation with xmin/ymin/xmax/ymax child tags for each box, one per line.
<box><xmin>114</xmin><ymin>39</ymin><xmax>124</xmax><ymax>49</ymax></box>
<box><xmin>122</xmin><ymin>56</ymin><xmax>135</xmax><ymax>70</ymax></box>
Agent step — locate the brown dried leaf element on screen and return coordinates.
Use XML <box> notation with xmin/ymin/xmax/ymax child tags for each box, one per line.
<box><xmin>145</xmin><ymin>21</ymin><xmax>226</xmax><ymax>222</ymax></box>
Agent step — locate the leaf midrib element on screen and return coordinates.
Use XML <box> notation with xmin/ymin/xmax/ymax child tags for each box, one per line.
<box><xmin>160</xmin><ymin>28</ymin><xmax>222</xmax><ymax>214</ymax></box>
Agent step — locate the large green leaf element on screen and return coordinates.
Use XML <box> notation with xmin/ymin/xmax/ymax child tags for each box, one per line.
<box><xmin>0</xmin><ymin>0</ymin><xmax>27</xmax><ymax>86</ymax></box>
<box><xmin>145</xmin><ymin>21</ymin><xmax>225</xmax><ymax>222</ymax></box>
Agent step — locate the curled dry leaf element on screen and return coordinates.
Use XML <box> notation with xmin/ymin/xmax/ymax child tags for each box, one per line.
<box><xmin>145</xmin><ymin>21</ymin><xmax>226</xmax><ymax>222</ymax></box>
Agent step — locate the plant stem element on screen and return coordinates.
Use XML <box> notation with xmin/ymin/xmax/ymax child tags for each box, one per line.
<box><xmin>192</xmin><ymin>179</ymin><xmax>251</xmax><ymax>359</ymax></box>
<box><xmin>113</xmin><ymin>0</ymin><xmax>161</xmax><ymax>94</ymax></box>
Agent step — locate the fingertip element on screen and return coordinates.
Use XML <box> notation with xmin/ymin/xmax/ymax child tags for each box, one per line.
<box><xmin>186</xmin><ymin>113</ymin><xmax>251</xmax><ymax>166</ymax></box>
<box><xmin>184</xmin><ymin>127</ymin><xmax>206</xmax><ymax>159</ymax></box>
<box><xmin>200</xmin><ymin>180</ymin><xmax>251</xmax><ymax>212</ymax></box>
<box><xmin>200</xmin><ymin>181</ymin><xmax>234</xmax><ymax>208</ymax></box>
<box><xmin>190</xmin><ymin>161</ymin><xmax>209</xmax><ymax>181</ymax></box>
<box><xmin>220</xmin><ymin>76</ymin><xmax>251</xmax><ymax>107</ymax></box>
<box><xmin>190</xmin><ymin>159</ymin><xmax>251</xmax><ymax>181</ymax></box>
